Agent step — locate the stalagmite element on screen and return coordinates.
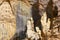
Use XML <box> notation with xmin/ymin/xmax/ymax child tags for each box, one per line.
<box><xmin>41</xmin><ymin>12</ymin><xmax>50</xmax><ymax>34</ymax></box>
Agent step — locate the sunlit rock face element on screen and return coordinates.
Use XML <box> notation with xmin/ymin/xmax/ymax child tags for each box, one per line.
<box><xmin>0</xmin><ymin>1</ymin><xmax>16</xmax><ymax>40</ymax></box>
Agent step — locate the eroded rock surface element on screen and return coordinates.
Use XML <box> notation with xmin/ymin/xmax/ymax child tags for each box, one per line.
<box><xmin>0</xmin><ymin>1</ymin><xmax>16</xmax><ymax>40</ymax></box>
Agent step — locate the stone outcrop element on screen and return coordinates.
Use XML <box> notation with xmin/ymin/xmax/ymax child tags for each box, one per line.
<box><xmin>0</xmin><ymin>0</ymin><xmax>60</xmax><ymax>40</ymax></box>
<box><xmin>0</xmin><ymin>1</ymin><xmax>16</xmax><ymax>40</ymax></box>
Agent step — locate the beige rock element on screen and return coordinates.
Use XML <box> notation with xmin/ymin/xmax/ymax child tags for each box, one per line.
<box><xmin>41</xmin><ymin>12</ymin><xmax>50</xmax><ymax>34</ymax></box>
<box><xmin>27</xmin><ymin>18</ymin><xmax>39</xmax><ymax>40</ymax></box>
<box><xmin>20</xmin><ymin>0</ymin><xmax>31</xmax><ymax>17</ymax></box>
<box><xmin>0</xmin><ymin>2</ymin><xmax>16</xmax><ymax>40</ymax></box>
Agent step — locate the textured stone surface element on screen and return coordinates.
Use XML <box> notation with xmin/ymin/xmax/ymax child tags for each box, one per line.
<box><xmin>0</xmin><ymin>1</ymin><xmax>16</xmax><ymax>40</ymax></box>
<box><xmin>15</xmin><ymin>0</ymin><xmax>31</xmax><ymax>38</ymax></box>
<box><xmin>0</xmin><ymin>0</ymin><xmax>60</xmax><ymax>40</ymax></box>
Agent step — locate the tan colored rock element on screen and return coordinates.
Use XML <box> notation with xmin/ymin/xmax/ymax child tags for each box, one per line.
<box><xmin>27</xmin><ymin>18</ymin><xmax>39</xmax><ymax>40</ymax></box>
<box><xmin>0</xmin><ymin>2</ymin><xmax>16</xmax><ymax>40</ymax></box>
<box><xmin>41</xmin><ymin>12</ymin><xmax>50</xmax><ymax>34</ymax></box>
<box><xmin>20</xmin><ymin>0</ymin><xmax>31</xmax><ymax>17</ymax></box>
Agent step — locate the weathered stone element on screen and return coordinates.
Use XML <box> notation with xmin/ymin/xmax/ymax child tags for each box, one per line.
<box><xmin>0</xmin><ymin>1</ymin><xmax>16</xmax><ymax>40</ymax></box>
<box><xmin>11</xmin><ymin>1</ymin><xmax>32</xmax><ymax>40</ymax></box>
